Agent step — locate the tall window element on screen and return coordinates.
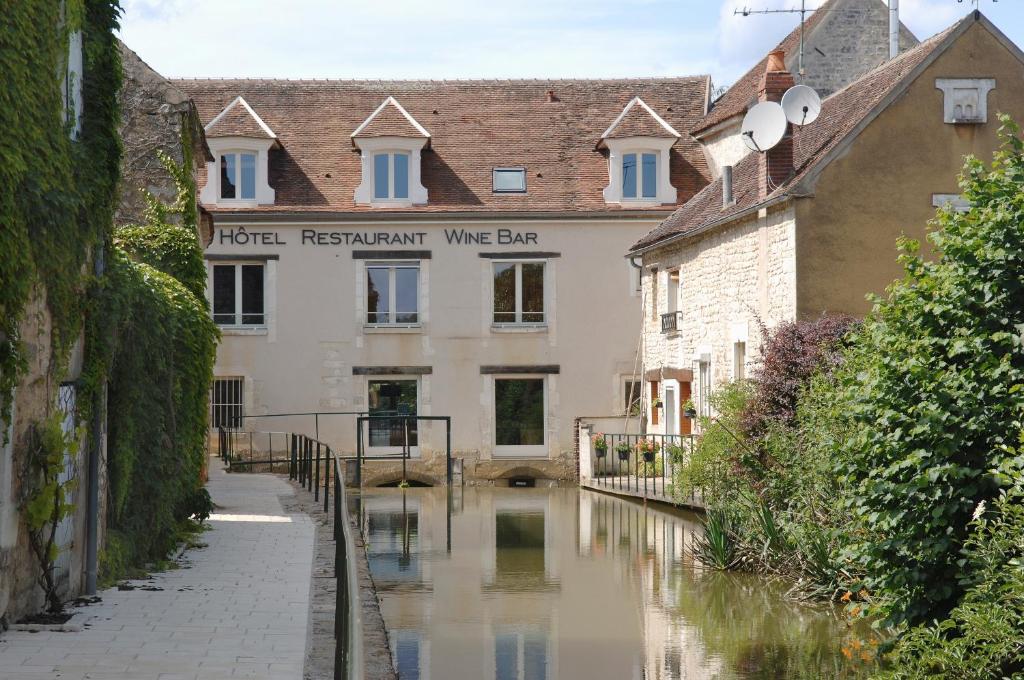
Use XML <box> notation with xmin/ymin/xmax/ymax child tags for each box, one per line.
<box><xmin>698</xmin><ymin>361</ymin><xmax>711</xmax><ymax>417</ymax></box>
<box><xmin>624</xmin><ymin>380</ymin><xmax>642</xmax><ymax>416</ymax></box>
<box><xmin>220</xmin><ymin>152</ymin><xmax>256</xmax><ymax>200</ymax></box>
<box><xmin>211</xmin><ymin>377</ymin><xmax>244</xmax><ymax>429</ymax></box>
<box><xmin>493</xmin><ymin>262</ymin><xmax>545</xmax><ymax>325</ymax></box>
<box><xmin>734</xmin><ymin>341</ymin><xmax>746</xmax><ymax>381</ymax></box>
<box><xmin>495</xmin><ymin>378</ymin><xmax>545</xmax><ymax>450</ymax></box>
<box><xmin>373</xmin><ymin>152</ymin><xmax>410</xmax><ymax>200</ymax></box>
<box><xmin>212</xmin><ymin>263</ymin><xmax>264</xmax><ymax>326</ymax></box>
<box><xmin>368</xmin><ymin>379</ymin><xmax>418</xmax><ymax>448</ymax></box>
<box><xmin>667</xmin><ymin>270</ymin><xmax>680</xmax><ymax>314</ymax></box>
<box><xmin>622</xmin><ymin>152</ymin><xmax>657</xmax><ymax>200</ymax></box>
<box><xmin>367</xmin><ymin>263</ymin><xmax>419</xmax><ymax>325</ymax></box>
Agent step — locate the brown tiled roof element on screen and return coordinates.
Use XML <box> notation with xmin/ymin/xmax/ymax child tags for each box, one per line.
<box><xmin>631</xmin><ymin>21</ymin><xmax>960</xmax><ymax>252</ymax></box>
<box><xmin>352</xmin><ymin>97</ymin><xmax>430</xmax><ymax>139</ymax></box>
<box><xmin>173</xmin><ymin>78</ymin><xmax>711</xmax><ymax>213</ymax></box>
<box><xmin>691</xmin><ymin>0</ymin><xmax>840</xmax><ymax>136</ymax></box>
<box><xmin>205</xmin><ymin>96</ymin><xmax>276</xmax><ymax>139</ymax></box>
<box><xmin>601</xmin><ymin>98</ymin><xmax>681</xmax><ymax>141</ymax></box>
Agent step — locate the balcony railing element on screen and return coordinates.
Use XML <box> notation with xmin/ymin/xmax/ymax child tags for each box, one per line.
<box><xmin>661</xmin><ymin>311</ymin><xmax>682</xmax><ymax>333</ymax></box>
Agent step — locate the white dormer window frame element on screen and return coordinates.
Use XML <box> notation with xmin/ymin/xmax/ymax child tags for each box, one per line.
<box><xmin>354</xmin><ymin>137</ymin><xmax>429</xmax><ymax>207</ymax></box>
<box><xmin>200</xmin><ymin>137</ymin><xmax>277</xmax><ymax>207</ymax></box>
<box><xmin>602</xmin><ymin>137</ymin><xmax>677</xmax><ymax>207</ymax></box>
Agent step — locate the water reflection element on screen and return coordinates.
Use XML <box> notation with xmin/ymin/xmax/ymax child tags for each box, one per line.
<box><xmin>357</xmin><ymin>487</ymin><xmax>868</xmax><ymax>680</ymax></box>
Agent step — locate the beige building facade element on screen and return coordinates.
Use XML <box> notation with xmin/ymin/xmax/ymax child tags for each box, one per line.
<box><xmin>630</xmin><ymin>12</ymin><xmax>1024</xmax><ymax>433</ymax></box>
<box><xmin>178</xmin><ymin>78</ymin><xmax>713</xmax><ymax>484</ymax></box>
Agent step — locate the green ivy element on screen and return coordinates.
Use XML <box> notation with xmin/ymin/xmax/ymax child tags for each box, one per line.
<box><xmin>840</xmin><ymin>117</ymin><xmax>1024</xmax><ymax>627</ymax></box>
<box><xmin>0</xmin><ymin>0</ymin><xmax>122</xmax><ymax>429</ymax></box>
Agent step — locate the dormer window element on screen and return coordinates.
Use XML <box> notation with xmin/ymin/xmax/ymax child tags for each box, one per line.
<box><xmin>373</xmin><ymin>152</ymin><xmax>411</xmax><ymax>200</ymax></box>
<box><xmin>200</xmin><ymin>96</ymin><xmax>279</xmax><ymax>207</ymax></box>
<box><xmin>220</xmin><ymin>151</ymin><xmax>257</xmax><ymax>200</ymax></box>
<box><xmin>599</xmin><ymin>97</ymin><xmax>680</xmax><ymax>206</ymax></box>
<box><xmin>353</xmin><ymin>97</ymin><xmax>430</xmax><ymax>207</ymax></box>
<box><xmin>622</xmin><ymin>152</ymin><xmax>658</xmax><ymax>200</ymax></box>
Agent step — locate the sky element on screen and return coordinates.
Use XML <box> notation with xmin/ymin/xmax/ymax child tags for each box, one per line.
<box><xmin>118</xmin><ymin>0</ymin><xmax>1024</xmax><ymax>89</ymax></box>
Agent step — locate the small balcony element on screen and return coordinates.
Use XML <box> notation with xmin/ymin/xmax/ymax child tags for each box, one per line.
<box><xmin>661</xmin><ymin>311</ymin><xmax>682</xmax><ymax>333</ymax></box>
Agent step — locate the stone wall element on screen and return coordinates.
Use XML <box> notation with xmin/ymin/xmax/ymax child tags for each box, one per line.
<box><xmin>641</xmin><ymin>204</ymin><xmax>797</xmax><ymax>430</ymax></box>
<box><xmin>797</xmin><ymin>0</ymin><xmax>918</xmax><ymax>98</ymax></box>
<box><xmin>116</xmin><ymin>42</ymin><xmax>209</xmax><ymax>230</ymax></box>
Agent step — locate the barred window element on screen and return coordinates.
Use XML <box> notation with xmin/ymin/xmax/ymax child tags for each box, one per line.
<box><xmin>211</xmin><ymin>377</ymin><xmax>243</xmax><ymax>429</ymax></box>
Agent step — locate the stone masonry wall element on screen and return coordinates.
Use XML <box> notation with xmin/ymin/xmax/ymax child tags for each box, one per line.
<box><xmin>641</xmin><ymin>205</ymin><xmax>797</xmax><ymax>430</ymax></box>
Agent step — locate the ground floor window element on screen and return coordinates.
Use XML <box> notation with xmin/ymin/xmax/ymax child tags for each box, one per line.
<box><xmin>368</xmin><ymin>379</ymin><xmax>418</xmax><ymax>448</ymax></box>
<box><xmin>212</xmin><ymin>262</ymin><xmax>265</xmax><ymax>326</ymax></box>
<box><xmin>495</xmin><ymin>378</ymin><xmax>545</xmax><ymax>452</ymax></box>
<box><xmin>211</xmin><ymin>377</ymin><xmax>244</xmax><ymax>429</ymax></box>
<box><xmin>697</xmin><ymin>361</ymin><xmax>711</xmax><ymax>418</ymax></box>
<box><xmin>734</xmin><ymin>341</ymin><xmax>747</xmax><ymax>381</ymax></box>
<box><xmin>623</xmin><ymin>380</ymin><xmax>641</xmax><ymax>416</ymax></box>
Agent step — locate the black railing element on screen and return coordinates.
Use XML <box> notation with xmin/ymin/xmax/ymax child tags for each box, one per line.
<box><xmin>218</xmin><ymin>427</ymin><xmax>362</xmax><ymax>679</ymax></box>
<box><xmin>661</xmin><ymin>311</ymin><xmax>682</xmax><ymax>333</ymax></box>
<box><xmin>355</xmin><ymin>415</ymin><xmax>453</xmax><ymax>487</ymax></box>
<box><xmin>587</xmin><ymin>432</ymin><xmax>702</xmax><ymax>507</ymax></box>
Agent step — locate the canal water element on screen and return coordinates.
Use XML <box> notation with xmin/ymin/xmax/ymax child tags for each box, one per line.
<box><xmin>358</xmin><ymin>487</ymin><xmax>867</xmax><ymax>680</ymax></box>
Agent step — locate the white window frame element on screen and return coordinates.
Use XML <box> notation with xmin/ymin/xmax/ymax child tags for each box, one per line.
<box><xmin>211</xmin><ymin>261</ymin><xmax>267</xmax><ymax>329</ymax></box>
<box><xmin>366</xmin><ymin>376</ymin><xmax>421</xmax><ymax>457</ymax></box>
<box><xmin>354</xmin><ymin>136</ymin><xmax>428</xmax><ymax>207</ymax></box>
<box><xmin>365</xmin><ymin>261</ymin><xmax>421</xmax><ymax>327</ymax></box>
<box><xmin>218</xmin><ymin>150</ymin><xmax>259</xmax><ymax>201</ymax></box>
<box><xmin>733</xmin><ymin>341</ymin><xmax>747</xmax><ymax>381</ymax></box>
<box><xmin>200</xmin><ymin>136</ymin><xmax>276</xmax><ymax>207</ymax></box>
<box><xmin>493</xmin><ymin>375</ymin><xmax>548</xmax><ymax>458</ymax></box>
<box><xmin>621</xmin><ymin>150</ymin><xmax>659</xmax><ymax>201</ymax></box>
<box><xmin>371</xmin><ymin>151</ymin><xmax>412</xmax><ymax>201</ymax></box>
<box><xmin>602</xmin><ymin>136</ymin><xmax>677</xmax><ymax>206</ymax></box>
<box><xmin>491</xmin><ymin>260</ymin><xmax>547</xmax><ymax>328</ymax></box>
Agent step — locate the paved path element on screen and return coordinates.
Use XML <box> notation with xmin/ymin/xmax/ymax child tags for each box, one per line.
<box><xmin>0</xmin><ymin>461</ymin><xmax>315</xmax><ymax>680</ymax></box>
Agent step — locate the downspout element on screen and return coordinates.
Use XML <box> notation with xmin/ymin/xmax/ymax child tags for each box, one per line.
<box><xmin>85</xmin><ymin>243</ymin><xmax>104</xmax><ymax>595</ymax></box>
<box><xmin>628</xmin><ymin>255</ymin><xmax>647</xmax><ymax>435</ymax></box>
<box><xmin>889</xmin><ymin>0</ymin><xmax>900</xmax><ymax>60</ymax></box>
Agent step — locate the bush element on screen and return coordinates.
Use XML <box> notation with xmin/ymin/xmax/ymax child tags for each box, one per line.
<box><xmin>875</xmin><ymin>477</ymin><xmax>1024</xmax><ymax>679</ymax></box>
<box><xmin>742</xmin><ymin>315</ymin><xmax>858</xmax><ymax>440</ymax></box>
<box><xmin>839</xmin><ymin>118</ymin><xmax>1024</xmax><ymax>626</ymax></box>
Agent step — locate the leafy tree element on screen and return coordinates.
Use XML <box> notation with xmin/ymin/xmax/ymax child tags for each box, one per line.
<box><xmin>840</xmin><ymin>117</ymin><xmax>1024</xmax><ymax>626</ymax></box>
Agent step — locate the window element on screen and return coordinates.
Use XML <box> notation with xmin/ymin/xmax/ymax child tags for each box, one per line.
<box><xmin>734</xmin><ymin>342</ymin><xmax>746</xmax><ymax>381</ymax></box>
<box><xmin>493</xmin><ymin>262</ymin><xmax>545</xmax><ymax>325</ymax></box>
<box><xmin>493</xmin><ymin>168</ymin><xmax>527</xmax><ymax>193</ymax></box>
<box><xmin>212</xmin><ymin>263</ymin><xmax>265</xmax><ymax>326</ymax></box>
<box><xmin>367</xmin><ymin>263</ymin><xmax>419</xmax><ymax>325</ymax></box>
<box><xmin>622</xmin><ymin>152</ymin><xmax>657</xmax><ymax>200</ymax></box>
<box><xmin>211</xmin><ymin>377</ymin><xmax>243</xmax><ymax>429</ymax></box>
<box><xmin>496</xmin><ymin>630</ymin><xmax>548</xmax><ymax>680</ymax></box>
<box><xmin>698</xmin><ymin>361</ymin><xmax>711</xmax><ymax>418</ymax></box>
<box><xmin>667</xmin><ymin>270</ymin><xmax>680</xmax><ymax>313</ymax></box>
<box><xmin>373</xmin><ymin>152</ymin><xmax>410</xmax><ymax>200</ymax></box>
<box><xmin>495</xmin><ymin>378</ymin><xmax>545</xmax><ymax>450</ymax></box>
<box><xmin>368</xmin><ymin>379</ymin><xmax>418</xmax><ymax>449</ymax></box>
<box><xmin>650</xmin><ymin>381</ymin><xmax>660</xmax><ymax>426</ymax></box>
<box><xmin>624</xmin><ymin>380</ymin><xmax>641</xmax><ymax>416</ymax></box>
<box><xmin>220</xmin><ymin>152</ymin><xmax>257</xmax><ymax>200</ymax></box>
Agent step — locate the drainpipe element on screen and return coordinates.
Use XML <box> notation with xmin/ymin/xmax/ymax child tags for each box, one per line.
<box><xmin>84</xmin><ymin>243</ymin><xmax>105</xmax><ymax>595</ymax></box>
<box><xmin>889</xmin><ymin>0</ymin><xmax>900</xmax><ymax>60</ymax></box>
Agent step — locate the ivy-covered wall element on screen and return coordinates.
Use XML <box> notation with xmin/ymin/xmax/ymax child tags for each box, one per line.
<box><xmin>0</xmin><ymin>0</ymin><xmax>123</xmax><ymax>621</ymax></box>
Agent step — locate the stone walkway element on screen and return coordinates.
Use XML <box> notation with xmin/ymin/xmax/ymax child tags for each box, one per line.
<box><xmin>0</xmin><ymin>460</ymin><xmax>315</xmax><ymax>680</ymax></box>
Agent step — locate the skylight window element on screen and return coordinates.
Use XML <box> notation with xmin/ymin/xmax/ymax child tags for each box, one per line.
<box><xmin>493</xmin><ymin>168</ymin><xmax>527</xmax><ymax>194</ymax></box>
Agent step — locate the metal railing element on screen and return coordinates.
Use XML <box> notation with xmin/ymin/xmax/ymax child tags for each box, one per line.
<box><xmin>661</xmin><ymin>311</ymin><xmax>682</xmax><ymax>333</ymax></box>
<box><xmin>217</xmin><ymin>427</ymin><xmax>362</xmax><ymax>680</ymax></box>
<box><xmin>588</xmin><ymin>432</ymin><xmax>702</xmax><ymax>507</ymax></box>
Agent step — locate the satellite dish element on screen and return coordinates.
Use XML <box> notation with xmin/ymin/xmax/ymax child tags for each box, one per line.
<box><xmin>781</xmin><ymin>85</ymin><xmax>821</xmax><ymax>126</ymax></box>
<box><xmin>741</xmin><ymin>101</ymin><xmax>787</xmax><ymax>153</ymax></box>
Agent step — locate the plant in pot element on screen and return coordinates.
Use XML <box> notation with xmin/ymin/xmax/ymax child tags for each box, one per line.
<box><xmin>615</xmin><ymin>441</ymin><xmax>631</xmax><ymax>461</ymax></box>
<box><xmin>682</xmin><ymin>399</ymin><xmax>697</xmax><ymax>420</ymax></box>
<box><xmin>636</xmin><ymin>438</ymin><xmax>660</xmax><ymax>463</ymax></box>
<box><xmin>592</xmin><ymin>433</ymin><xmax>608</xmax><ymax>458</ymax></box>
<box><xmin>652</xmin><ymin>397</ymin><xmax>663</xmax><ymax>410</ymax></box>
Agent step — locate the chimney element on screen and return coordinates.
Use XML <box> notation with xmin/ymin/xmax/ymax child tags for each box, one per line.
<box><xmin>758</xmin><ymin>49</ymin><xmax>795</xmax><ymax>199</ymax></box>
<box><xmin>722</xmin><ymin>165</ymin><xmax>734</xmax><ymax>208</ymax></box>
<box><xmin>546</xmin><ymin>89</ymin><xmax>558</xmax><ymax>103</ymax></box>
<box><xmin>889</xmin><ymin>0</ymin><xmax>900</xmax><ymax>60</ymax></box>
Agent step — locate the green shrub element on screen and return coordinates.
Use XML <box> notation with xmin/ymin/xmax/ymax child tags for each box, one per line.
<box><xmin>875</xmin><ymin>476</ymin><xmax>1024</xmax><ymax>679</ymax></box>
<box><xmin>839</xmin><ymin>118</ymin><xmax>1024</xmax><ymax>626</ymax></box>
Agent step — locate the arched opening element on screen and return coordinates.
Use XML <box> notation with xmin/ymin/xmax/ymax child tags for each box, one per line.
<box><xmin>374</xmin><ymin>477</ymin><xmax>433</xmax><ymax>488</ymax></box>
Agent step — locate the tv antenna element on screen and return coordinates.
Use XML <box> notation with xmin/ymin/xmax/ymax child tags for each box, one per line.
<box><xmin>735</xmin><ymin>2</ymin><xmax>832</xmax><ymax>78</ymax></box>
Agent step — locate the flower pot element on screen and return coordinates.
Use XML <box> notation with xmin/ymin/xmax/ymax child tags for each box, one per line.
<box><xmin>595</xmin><ymin>448</ymin><xmax>607</xmax><ymax>459</ymax></box>
<box><xmin>642</xmin><ymin>451</ymin><xmax>656</xmax><ymax>463</ymax></box>
<box><xmin>617</xmin><ymin>449</ymin><xmax>630</xmax><ymax>462</ymax></box>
